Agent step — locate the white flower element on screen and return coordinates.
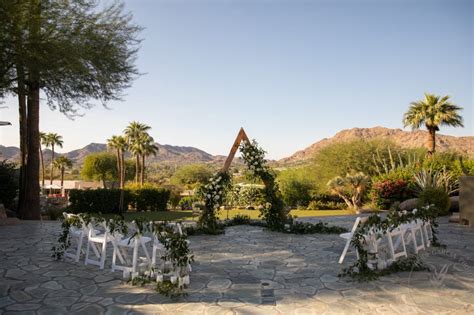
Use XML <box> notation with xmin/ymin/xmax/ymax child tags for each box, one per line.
<box><xmin>402</xmin><ymin>210</ymin><xmax>407</xmax><ymax>215</ymax></box>
<box><xmin>207</xmin><ymin>194</ymin><xmax>211</xmax><ymax>199</ymax></box>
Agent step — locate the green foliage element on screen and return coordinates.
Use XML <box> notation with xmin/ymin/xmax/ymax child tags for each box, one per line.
<box><xmin>81</xmin><ymin>152</ymin><xmax>118</xmax><ymax>183</ymax></box>
<box><xmin>229</xmin><ymin>214</ymin><xmax>252</xmax><ymax>225</ymax></box>
<box><xmin>285</xmin><ymin>217</ymin><xmax>347</xmax><ymax>234</ymax></box>
<box><xmin>0</xmin><ymin>160</ymin><xmax>18</xmax><ymax>210</ymax></box>
<box><xmin>307</xmin><ymin>194</ymin><xmax>346</xmax><ymax>210</ymax></box>
<box><xmin>417</xmin><ymin>187</ymin><xmax>450</xmax><ymax>216</ymax></box>
<box><xmin>311</xmin><ymin>139</ymin><xmax>403</xmax><ymax>192</ymax></box>
<box><xmin>277</xmin><ymin>167</ymin><xmax>314</xmax><ymax>207</ymax></box>
<box><xmin>198</xmin><ymin>171</ymin><xmax>231</xmax><ymax>232</ymax></box>
<box><xmin>129</xmin><ymin>188</ymin><xmax>171</xmax><ymax>212</ymax></box>
<box><xmin>68</xmin><ymin>187</ymin><xmax>170</xmax><ymax>214</ymax></box>
<box><xmin>178</xmin><ymin>196</ymin><xmax>199</xmax><ymax>210</ymax></box>
<box><xmin>171</xmin><ymin>164</ymin><xmax>213</xmax><ymax>188</ymax></box>
<box><xmin>225</xmin><ymin>185</ymin><xmax>265</xmax><ymax>208</ymax></box>
<box><xmin>155</xmin><ymin>280</ymin><xmax>183</xmax><ymax>298</ymax></box>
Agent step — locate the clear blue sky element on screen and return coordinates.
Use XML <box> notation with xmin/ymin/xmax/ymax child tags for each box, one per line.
<box><xmin>0</xmin><ymin>0</ymin><xmax>472</xmax><ymax>159</ymax></box>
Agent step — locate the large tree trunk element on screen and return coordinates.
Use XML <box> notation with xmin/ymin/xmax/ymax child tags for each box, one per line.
<box><xmin>20</xmin><ymin>86</ymin><xmax>41</xmax><ymax>219</ymax></box>
<box><xmin>17</xmin><ymin>83</ymin><xmax>27</xmax><ymax>213</ymax></box>
<box><xmin>19</xmin><ymin>0</ymin><xmax>41</xmax><ymax>219</ymax></box>
<box><xmin>427</xmin><ymin>128</ymin><xmax>436</xmax><ymax>156</ymax></box>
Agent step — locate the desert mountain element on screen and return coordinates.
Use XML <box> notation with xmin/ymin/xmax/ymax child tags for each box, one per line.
<box><xmin>0</xmin><ymin>142</ymin><xmax>217</xmax><ymax>166</ymax></box>
<box><xmin>279</xmin><ymin>126</ymin><xmax>474</xmax><ymax>165</ymax></box>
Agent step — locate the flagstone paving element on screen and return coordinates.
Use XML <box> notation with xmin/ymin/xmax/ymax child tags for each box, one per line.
<box><xmin>1</xmin><ymin>216</ymin><xmax>473</xmax><ymax>314</ymax></box>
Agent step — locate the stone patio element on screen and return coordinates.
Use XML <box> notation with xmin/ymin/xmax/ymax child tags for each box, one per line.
<box><xmin>1</xmin><ymin>216</ymin><xmax>473</xmax><ymax>314</ymax></box>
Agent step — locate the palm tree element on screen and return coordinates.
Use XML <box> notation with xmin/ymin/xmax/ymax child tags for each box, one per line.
<box><xmin>124</xmin><ymin>121</ymin><xmax>151</xmax><ymax>183</ymax></box>
<box><xmin>140</xmin><ymin>135</ymin><xmax>159</xmax><ymax>185</ymax></box>
<box><xmin>45</xmin><ymin>133</ymin><xmax>63</xmax><ymax>185</ymax></box>
<box><xmin>107</xmin><ymin>135</ymin><xmax>128</xmax><ymax>188</ymax></box>
<box><xmin>403</xmin><ymin>93</ymin><xmax>463</xmax><ymax>155</ymax></box>
<box><xmin>39</xmin><ymin>132</ymin><xmax>48</xmax><ymax>188</ymax></box>
<box><xmin>53</xmin><ymin>156</ymin><xmax>73</xmax><ymax>195</ymax></box>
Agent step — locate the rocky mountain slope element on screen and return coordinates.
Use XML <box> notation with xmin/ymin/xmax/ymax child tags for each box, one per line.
<box><xmin>279</xmin><ymin>126</ymin><xmax>474</xmax><ymax>165</ymax></box>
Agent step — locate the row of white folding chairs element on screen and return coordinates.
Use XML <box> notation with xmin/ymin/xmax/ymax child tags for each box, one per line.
<box><xmin>62</xmin><ymin>213</ymin><xmax>184</xmax><ymax>277</ymax></box>
<box><xmin>338</xmin><ymin>216</ymin><xmax>433</xmax><ymax>265</ymax></box>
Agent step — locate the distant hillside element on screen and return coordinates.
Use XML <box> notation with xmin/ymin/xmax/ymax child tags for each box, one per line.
<box><xmin>279</xmin><ymin>126</ymin><xmax>474</xmax><ymax>165</ymax></box>
<box><xmin>0</xmin><ymin>142</ymin><xmax>218</xmax><ymax>166</ymax></box>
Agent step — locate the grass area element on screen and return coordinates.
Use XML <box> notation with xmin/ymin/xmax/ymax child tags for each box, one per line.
<box><xmin>105</xmin><ymin>209</ymin><xmax>352</xmax><ymax>222</ymax></box>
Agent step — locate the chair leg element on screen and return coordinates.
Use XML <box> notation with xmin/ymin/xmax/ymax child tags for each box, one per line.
<box><xmin>132</xmin><ymin>241</ymin><xmax>139</xmax><ymax>274</ymax></box>
<box><xmin>100</xmin><ymin>241</ymin><xmax>107</xmax><ymax>269</ymax></box>
<box><xmin>85</xmin><ymin>240</ymin><xmax>90</xmax><ymax>265</ymax></box>
<box><xmin>75</xmin><ymin>234</ymin><xmax>84</xmax><ymax>262</ymax></box>
<box><xmin>339</xmin><ymin>239</ymin><xmax>352</xmax><ymax>264</ymax></box>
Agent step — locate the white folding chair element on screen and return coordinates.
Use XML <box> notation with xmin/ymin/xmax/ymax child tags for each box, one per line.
<box><xmin>386</xmin><ymin>226</ymin><xmax>408</xmax><ymax>261</ymax></box>
<box><xmin>111</xmin><ymin>222</ymin><xmax>152</xmax><ymax>278</ymax></box>
<box><xmin>403</xmin><ymin>220</ymin><xmax>425</xmax><ymax>254</ymax></box>
<box><xmin>85</xmin><ymin>220</ymin><xmax>110</xmax><ymax>269</ymax></box>
<box><xmin>63</xmin><ymin>213</ymin><xmax>85</xmax><ymax>262</ymax></box>
<box><xmin>339</xmin><ymin>217</ymin><xmax>369</xmax><ymax>264</ymax></box>
<box><xmin>421</xmin><ymin>220</ymin><xmax>433</xmax><ymax>247</ymax></box>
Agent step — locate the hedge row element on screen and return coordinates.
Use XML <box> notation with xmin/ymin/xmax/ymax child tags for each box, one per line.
<box><xmin>68</xmin><ymin>188</ymin><xmax>170</xmax><ymax>214</ymax></box>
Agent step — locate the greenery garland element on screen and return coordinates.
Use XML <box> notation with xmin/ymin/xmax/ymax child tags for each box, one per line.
<box><xmin>339</xmin><ymin>205</ymin><xmax>441</xmax><ymax>281</ymax></box>
<box><xmin>239</xmin><ymin>140</ymin><xmax>288</xmax><ymax>230</ymax></box>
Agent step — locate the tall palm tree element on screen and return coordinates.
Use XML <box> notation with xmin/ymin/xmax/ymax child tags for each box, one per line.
<box><xmin>403</xmin><ymin>93</ymin><xmax>463</xmax><ymax>155</ymax></box>
<box><xmin>140</xmin><ymin>135</ymin><xmax>159</xmax><ymax>185</ymax></box>
<box><xmin>107</xmin><ymin>135</ymin><xmax>128</xmax><ymax>188</ymax></box>
<box><xmin>39</xmin><ymin>132</ymin><xmax>48</xmax><ymax>188</ymax></box>
<box><xmin>46</xmin><ymin>133</ymin><xmax>64</xmax><ymax>185</ymax></box>
<box><xmin>124</xmin><ymin>121</ymin><xmax>151</xmax><ymax>183</ymax></box>
<box><xmin>53</xmin><ymin>156</ymin><xmax>73</xmax><ymax>195</ymax></box>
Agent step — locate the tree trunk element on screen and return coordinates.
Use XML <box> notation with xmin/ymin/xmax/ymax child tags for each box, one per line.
<box><xmin>17</xmin><ymin>84</ymin><xmax>27</xmax><ymax>213</ymax></box>
<box><xmin>141</xmin><ymin>155</ymin><xmax>145</xmax><ymax>185</ymax></box>
<box><xmin>427</xmin><ymin>128</ymin><xmax>436</xmax><ymax>156</ymax></box>
<box><xmin>19</xmin><ymin>0</ymin><xmax>41</xmax><ymax>220</ymax></box>
<box><xmin>135</xmin><ymin>155</ymin><xmax>139</xmax><ymax>183</ymax></box>
<box><xmin>20</xmin><ymin>86</ymin><xmax>41</xmax><ymax>219</ymax></box>
<box><xmin>116</xmin><ymin>148</ymin><xmax>121</xmax><ymax>188</ymax></box>
<box><xmin>60</xmin><ymin>167</ymin><xmax>64</xmax><ymax>196</ymax></box>
<box><xmin>120</xmin><ymin>151</ymin><xmax>125</xmax><ymax>188</ymax></box>
<box><xmin>50</xmin><ymin>144</ymin><xmax>55</xmax><ymax>184</ymax></box>
<box><xmin>39</xmin><ymin>146</ymin><xmax>44</xmax><ymax>188</ymax></box>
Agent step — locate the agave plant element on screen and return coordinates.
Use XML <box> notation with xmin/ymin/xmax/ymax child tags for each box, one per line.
<box><xmin>413</xmin><ymin>168</ymin><xmax>458</xmax><ymax>195</ymax></box>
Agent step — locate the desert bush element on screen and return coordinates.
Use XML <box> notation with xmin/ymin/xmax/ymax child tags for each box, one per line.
<box><xmin>307</xmin><ymin>194</ymin><xmax>346</xmax><ymax>210</ymax></box>
<box><xmin>0</xmin><ymin>161</ymin><xmax>18</xmax><ymax>210</ymax></box>
<box><xmin>370</xmin><ymin>179</ymin><xmax>413</xmax><ymax>209</ymax></box>
<box><xmin>327</xmin><ymin>172</ymin><xmax>370</xmax><ymax>211</ymax></box>
<box><xmin>178</xmin><ymin>196</ymin><xmax>198</xmax><ymax>210</ymax></box>
<box><xmin>277</xmin><ymin>168</ymin><xmax>314</xmax><ymax>208</ymax></box>
<box><xmin>417</xmin><ymin>187</ymin><xmax>450</xmax><ymax>216</ymax></box>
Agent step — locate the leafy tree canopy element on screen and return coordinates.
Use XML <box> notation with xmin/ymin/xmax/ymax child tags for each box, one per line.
<box><xmin>170</xmin><ymin>164</ymin><xmax>213</xmax><ymax>189</ymax></box>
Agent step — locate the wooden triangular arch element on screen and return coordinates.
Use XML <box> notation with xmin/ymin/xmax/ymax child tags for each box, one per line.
<box><xmin>222</xmin><ymin>128</ymin><xmax>250</xmax><ymax>172</ymax></box>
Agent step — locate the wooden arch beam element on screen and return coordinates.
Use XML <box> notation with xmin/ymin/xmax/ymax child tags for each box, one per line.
<box><xmin>222</xmin><ymin>127</ymin><xmax>250</xmax><ymax>172</ymax></box>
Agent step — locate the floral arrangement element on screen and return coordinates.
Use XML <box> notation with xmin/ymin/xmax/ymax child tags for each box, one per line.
<box><xmin>198</xmin><ymin>171</ymin><xmax>231</xmax><ymax>232</ymax></box>
<box><xmin>339</xmin><ymin>204</ymin><xmax>441</xmax><ymax>281</ymax></box>
<box><xmin>239</xmin><ymin>140</ymin><xmax>288</xmax><ymax>230</ymax></box>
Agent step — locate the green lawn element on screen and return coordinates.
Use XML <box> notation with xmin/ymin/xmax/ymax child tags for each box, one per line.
<box><xmin>105</xmin><ymin>209</ymin><xmax>352</xmax><ymax>222</ymax></box>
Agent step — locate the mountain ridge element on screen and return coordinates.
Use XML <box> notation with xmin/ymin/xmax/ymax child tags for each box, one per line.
<box><xmin>2</xmin><ymin>126</ymin><xmax>473</xmax><ymax>166</ymax></box>
<box><xmin>278</xmin><ymin>126</ymin><xmax>474</xmax><ymax>165</ymax></box>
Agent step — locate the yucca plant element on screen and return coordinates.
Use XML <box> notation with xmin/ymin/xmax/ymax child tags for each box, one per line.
<box><xmin>413</xmin><ymin>168</ymin><xmax>457</xmax><ymax>195</ymax></box>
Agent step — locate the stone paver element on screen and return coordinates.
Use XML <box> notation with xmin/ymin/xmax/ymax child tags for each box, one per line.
<box><xmin>1</xmin><ymin>217</ymin><xmax>474</xmax><ymax>314</ymax></box>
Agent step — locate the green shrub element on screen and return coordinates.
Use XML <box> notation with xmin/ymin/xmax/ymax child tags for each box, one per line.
<box><xmin>417</xmin><ymin>187</ymin><xmax>450</xmax><ymax>216</ymax></box>
<box><xmin>230</xmin><ymin>214</ymin><xmax>251</xmax><ymax>225</ymax></box>
<box><xmin>0</xmin><ymin>161</ymin><xmax>19</xmax><ymax>210</ymax></box>
<box><xmin>178</xmin><ymin>196</ymin><xmax>198</xmax><ymax>210</ymax></box>
<box><xmin>68</xmin><ymin>187</ymin><xmax>170</xmax><ymax>214</ymax></box>
<box><xmin>277</xmin><ymin>168</ymin><xmax>314</xmax><ymax>207</ymax></box>
<box><xmin>129</xmin><ymin>188</ymin><xmax>170</xmax><ymax>211</ymax></box>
